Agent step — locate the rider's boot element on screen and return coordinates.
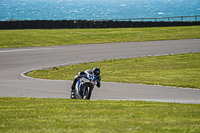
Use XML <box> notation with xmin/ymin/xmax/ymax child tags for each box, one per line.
<box><xmin>71</xmin><ymin>85</ymin><xmax>75</xmax><ymax>92</ymax></box>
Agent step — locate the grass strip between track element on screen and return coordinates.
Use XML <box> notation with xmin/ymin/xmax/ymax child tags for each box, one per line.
<box><xmin>27</xmin><ymin>52</ymin><xmax>200</xmax><ymax>89</ymax></box>
<box><xmin>0</xmin><ymin>26</ymin><xmax>200</xmax><ymax>48</ymax></box>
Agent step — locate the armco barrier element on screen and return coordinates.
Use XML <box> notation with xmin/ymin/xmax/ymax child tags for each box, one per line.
<box><xmin>87</xmin><ymin>20</ymin><xmax>94</xmax><ymax>28</ymax></box>
<box><xmin>48</xmin><ymin>20</ymin><xmax>54</xmax><ymax>29</ymax></box>
<box><xmin>171</xmin><ymin>21</ymin><xmax>177</xmax><ymax>26</ymax></box>
<box><xmin>158</xmin><ymin>21</ymin><xmax>165</xmax><ymax>27</ymax></box>
<box><xmin>22</xmin><ymin>21</ymin><xmax>29</xmax><ymax>29</ymax></box>
<box><xmin>29</xmin><ymin>21</ymin><xmax>35</xmax><ymax>29</ymax></box>
<box><xmin>34</xmin><ymin>20</ymin><xmax>42</xmax><ymax>29</ymax></box>
<box><xmin>67</xmin><ymin>20</ymin><xmax>75</xmax><ymax>28</ymax></box>
<box><xmin>41</xmin><ymin>20</ymin><xmax>48</xmax><ymax>29</ymax></box>
<box><xmin>54</xmin><ymin>20</ymin><xmax>60</xmax><ymax>29</ymax></box>
<box><xmin>16</xmin><ymin>21</ymin><xmax>23</xmax><ymax>29</ymax></box>
<box><xmin>75</xmin><ymin>20</ymin><xmax>81</xmax><ymax>28</ymax></box>
<box><xmin>139</xmin><ymin>21</ymin><xmax>145</xmax><ymax>27</ymax></box>
<box><xmin>81</xmin><ymin>20</ymin><xmax>87</xmax><ymax>28</ymax></box>
<box><xmin>127</xmin><ymin>21</ymin><xmax>133</xmax><ymax>27</ymax></box>
<box><xmin>151</xmin><ymin>22</ymin><xmax>159</xmax><ymax>27</ymax></box>
<box><xmin>132</xmin><ymin>21</ymin><xmax>140</xmax><ymax>27</ymax></box>
<box><xmin>60</xmin><ymin>20</ymin><xmax>68</xmax><ymax>28</ymax></box>
<box><xmin>94</xmin><ymin>21</ymin><xmax>101</xmax><ymax>28</ymax></box>
<box><xmin>0</xmin><ymin>21</ymin><xmax>2</xmax><ymax>29</ymax></box>
<box><xmin>101</xmin><ymin>21</ymin><xmax>108</xmax><ymax>28</ymax></box>
<box><xmin>8</xmin><ymin>21</ymin><xmax>13</xmax><ymax>29</ymax></box>
<box><xmin>120</xmin><ymin>21</ymin><xmax>127</xmax><ymax>28</ymax></box>
<box><xmin>0</xmin><ymin>20</ymin><xmax>200</xmax><ymax>29</ymax></box>
<box><xmin>145</xmin><ymin>21</ymin><xmax>151</xmax><ymax>27</ymax></box>
<box><xmin>2</xmin><ymin>21</ymin><xmax>10</xmax><ymax>29</ymax></box>
<box><xmin>113</xmin><ymin>21</ymin><xmax>120</xmax><ymax>28</ymax></box>
<box><xmin>107</xmin><ymin>20</ymin><xmax>114</xmax><ymax>28</ymax></box>
<box><xmin>95</xmin><ymin>21</ymin><xmax>101</xmax><ymax>28</ymax></box>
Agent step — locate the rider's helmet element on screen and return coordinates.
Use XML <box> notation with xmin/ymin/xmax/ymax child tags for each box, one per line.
<box><xmin>93</xmin><ymin>67</ymin><xmax>100</xmax><ymax>76</ymax></box>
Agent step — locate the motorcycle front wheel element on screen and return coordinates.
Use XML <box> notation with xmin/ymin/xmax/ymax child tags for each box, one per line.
<box><xmin>82</xmin><ymin>86</ymin><xmax>93</xmax><ymax>100</ymax></box>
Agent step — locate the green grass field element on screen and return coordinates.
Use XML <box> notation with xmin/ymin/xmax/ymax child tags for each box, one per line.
<box><xmin>27</xmin><ymin>52</ymin><xmax>200</xmax><ymax>89</ymax></box>
<box><xmin>0</xmin><ymin>26</ymin><xmax>200</xmax><ymax>48</ymax></box>
<box><xmin>1</xmin><ymin>97</ymin><xmax>200</xmax><ymax>133</ymax></box>
<box><xmin>1</xmin><ymin>27</ymin><xmax>200</xmax><ymax>132</ymax></box>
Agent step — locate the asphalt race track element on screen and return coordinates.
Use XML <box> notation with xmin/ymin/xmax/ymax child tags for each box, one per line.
<box><xmin>0</xmin><ymin>39</ymin><xmax>200</xmax><ymax>104</ymax></box>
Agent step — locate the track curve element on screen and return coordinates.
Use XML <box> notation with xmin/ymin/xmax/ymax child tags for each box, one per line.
<box><xmin>0</xmin><ymin>39</ymin><xmax>200</xmax><ymax>104</ymax></box>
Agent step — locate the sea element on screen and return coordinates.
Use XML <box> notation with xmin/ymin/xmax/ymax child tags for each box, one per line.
<box><xmin>0</xmin><ymin>0</ymin><xmax>200</xmax><ymax>21</ymax></box>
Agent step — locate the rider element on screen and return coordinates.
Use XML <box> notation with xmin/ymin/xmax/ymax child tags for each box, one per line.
<box><xmin>71</xmin><ymin>67</ymin><xmax>101</xmax><ymax>93</ymax></box>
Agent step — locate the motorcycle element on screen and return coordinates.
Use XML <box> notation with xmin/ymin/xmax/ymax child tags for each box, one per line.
<box><xmin>70</xmin><ymin>70</ymin><xmax>98</xmax><ymax>100</ymax></box>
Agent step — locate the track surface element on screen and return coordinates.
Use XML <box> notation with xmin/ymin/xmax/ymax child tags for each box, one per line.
<box><xmin>0</xmin><ymin>39</ymin><xmax>200</xmax><ymax>104</ymax></box>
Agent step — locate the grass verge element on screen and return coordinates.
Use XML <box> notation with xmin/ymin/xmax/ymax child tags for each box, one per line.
<box><xmin>0</xmin><ymin>26</ymin><xmax>200</xmax><ymax>48</ymax></box>
<box><xmin>1</xmin><ymin>97</ymin><xmax>200</xmax><ymax>133</ymax></box>
<box><xmin>27</xmin><ymin>52</ymin><xmax>200</xmax><ymax>89</ymax></box>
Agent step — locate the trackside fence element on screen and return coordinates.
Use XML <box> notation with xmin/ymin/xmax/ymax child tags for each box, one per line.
<box><xmin>0</xmin><ymin>15</ymin><xmax>200</xmax><ymax>29</ymax></box>
<box><xmin>110</xmin><ymin>15</ymin><xmax>200</xmax><ymax>22</ymax></box>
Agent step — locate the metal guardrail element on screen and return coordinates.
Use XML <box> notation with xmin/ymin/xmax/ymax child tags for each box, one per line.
<box><xmin>1</xmin><ymin>15</ymin><xmax>200</xmax><ymax>29</ymax></box>
<box><xmin>105</xmin><ymin>15</ymin><xmax>200</xmax><ymax>22</ymax></box>
<box><xmin>1</xmin><ymin>20</ymin><xmax>200</xmax><ymax>29</ymax></box>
